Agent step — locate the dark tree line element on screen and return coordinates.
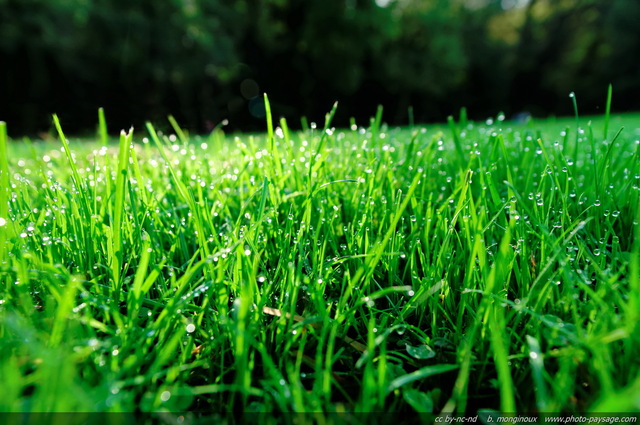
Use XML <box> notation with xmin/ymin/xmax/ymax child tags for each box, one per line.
<box><xmin>0</xmin><ymin>0</ymin><xmax>638</xmax><ymax>135</ymax></box>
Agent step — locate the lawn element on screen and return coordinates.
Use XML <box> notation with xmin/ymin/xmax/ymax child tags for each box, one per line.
<box><xmin>0</xmin><ymin>96</ymin><xmax>639</xmax><ymax>423</ymax></box>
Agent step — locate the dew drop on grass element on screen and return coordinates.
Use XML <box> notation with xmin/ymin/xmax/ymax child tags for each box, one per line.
<box><xmin>186</xmin><ymin>323</ymin><xmax>196</xmax><ymax>333</ymax></box>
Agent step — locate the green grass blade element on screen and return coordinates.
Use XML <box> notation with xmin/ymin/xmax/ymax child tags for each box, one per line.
<box><xmin>569</xmin><ymin>91</ymin><xmax>580</xmax><ymax>162</ymax></box>
<box><xmin>448</xmin><ymin>115</ymin><xmax>465</xmax><ymax>166</ymax></box>
<box><xmin>111</xmin><ymin>128</ymin><xmax>132</xmax><ymax>297</ymax></box>
<box><xmin>387</xmin><ymin>364</ymin><xmax>459</xmax><ymax>394</ymax></box>
<box><xmin>98</xmin><ymin>107</ymin><xmax>108</xmax><ymax>147</ymax></box>
<box><xmin>168</xmin><ymin>115</ymin><xmax>189</xmax><ymax>145</ymax></box>
<box><xmin>53</xmin><ymin>115</ymin><xmax>92</xmax><ymax>218</ymax></box>
<box><xmin>604</xmin><ymin>84</ymin><xmax>613</xmax><ymax>141</ymax></box>
<box><xmin>526</xmin><ymin>335</ymin><xmax>550</xmax><ymax>412</ymax></box>
<box><xmin>0</xmin><ymin>122</ymin><xmax>10</xmax><ymax>261</ymax></box>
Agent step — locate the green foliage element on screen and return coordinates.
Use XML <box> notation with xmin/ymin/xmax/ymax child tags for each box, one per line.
<box><xmin>0</xmin><ymin>0</ymin><xmax>244</xmax><ymax>131</ymax></box>
<box><xmin>2</xmin><ymin>0</ymin><xmax>639</xmax><ymax>134</ymax></box>
<box><xmin>378</xmin><ymin>1</ymin><xmax>467</xmax><ymax>96</ymax></box>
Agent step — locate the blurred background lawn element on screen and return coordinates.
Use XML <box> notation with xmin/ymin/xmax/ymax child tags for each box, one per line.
<box><xmin>1</xmin><ymin>0</ymin><xmax>638</xmax><ymax>135</ymax></box>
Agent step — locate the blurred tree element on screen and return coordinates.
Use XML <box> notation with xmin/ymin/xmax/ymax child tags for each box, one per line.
<box><xmin>75</xmin><ymin>0</ymin><xmax>245</xmax><ymax>129</ymax></box>
<box><xmin>0</xmin><ymin>0</ymin><xmax>91</xmax><ymax>131</ymax></box>
<box><xmin>0</xmin><ymin>0</ymin><xmax>639</xmax><ymax>135</ymax></box>
<box><xmin>597</xmin><ymin>0</ymin><xmax>640</xmax><ymax>112</ymax></box>
<box><xmin>238</xmin><ymin>0</ymin><xmax>394</xmax><ymax>125</ymax></box>
<box><xmin>505</xmin><ymin>0</ymin><xmax>637</xmax><ymax>116</ymax></box>
<box><xmin>372</xmin><ymin>0</ymin><xmax>468</xmax><ymax>122</ymax></box>
<box><xmin>456</xmin><ymin>0</ymin><xmax>516</xmax><ymax>119</ymax></box>
<box><xmin>0</xmin><ymin>0</ymin><xmax>245</xmax><ymax>133</ymax></box>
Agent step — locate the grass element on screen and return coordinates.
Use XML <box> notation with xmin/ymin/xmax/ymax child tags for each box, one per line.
<box><xmin>0</xmin><ymin>96</ymin><xmax>639</xmax><ymax>422</ymax></box>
